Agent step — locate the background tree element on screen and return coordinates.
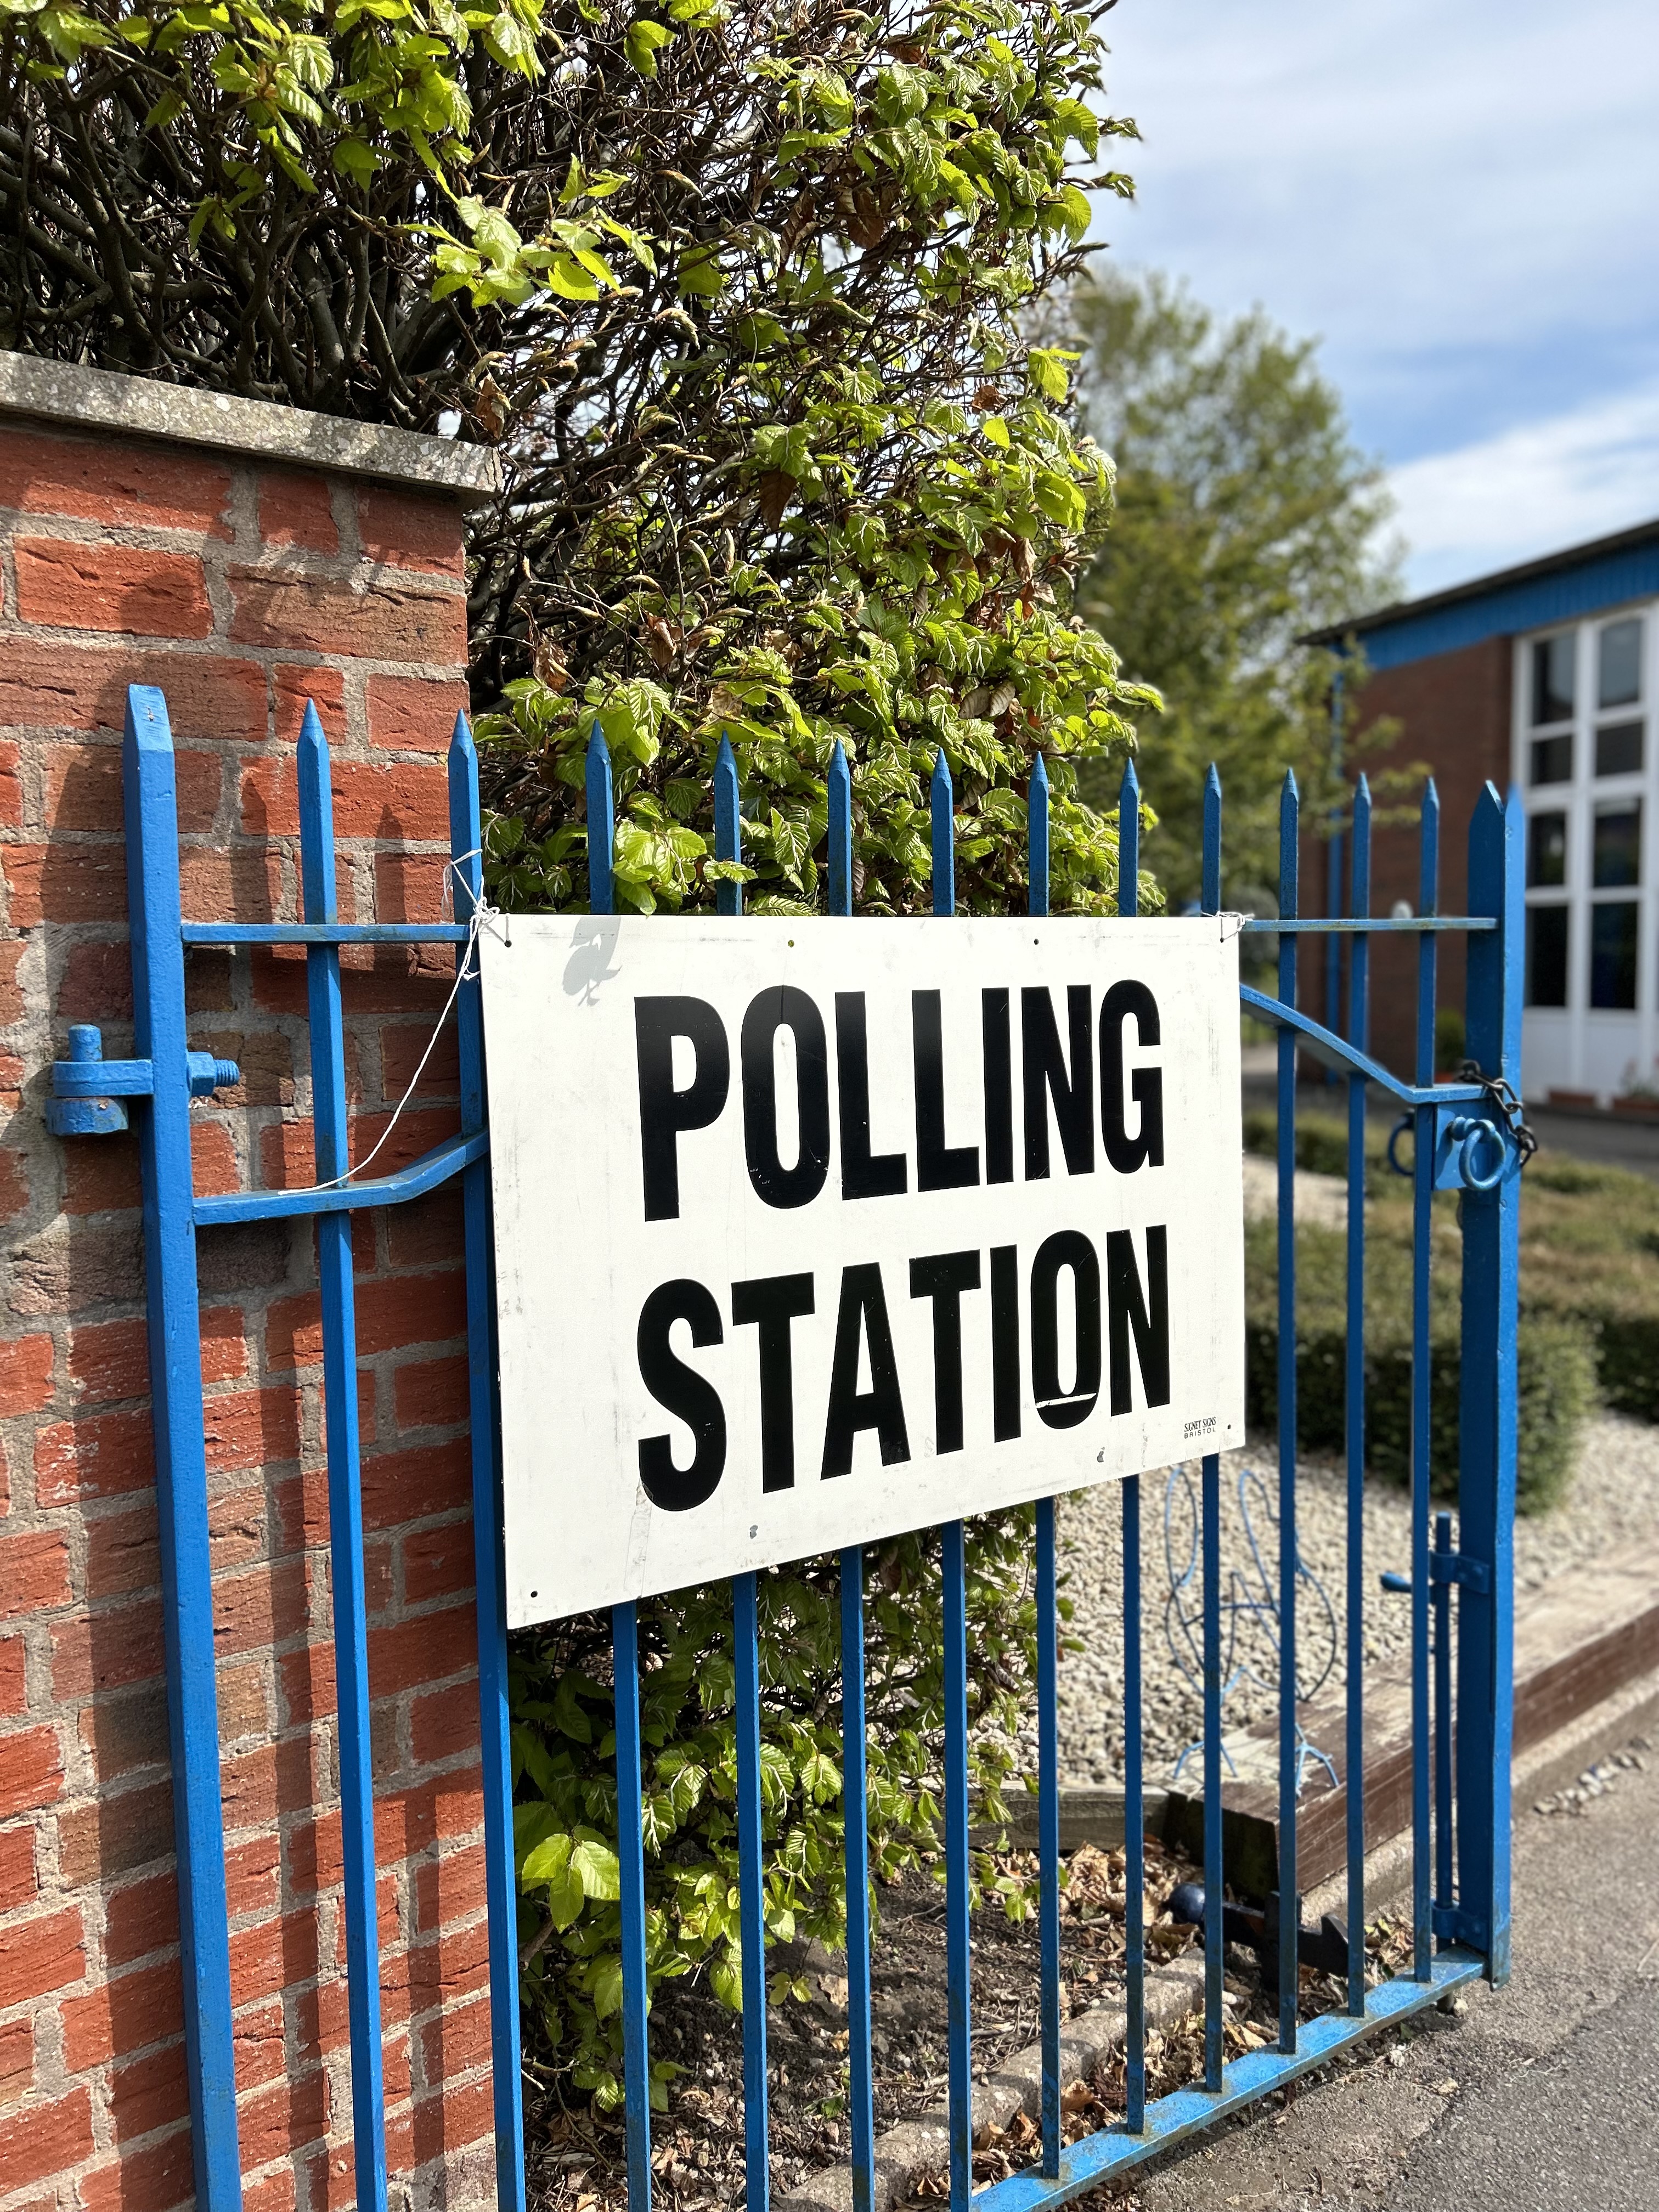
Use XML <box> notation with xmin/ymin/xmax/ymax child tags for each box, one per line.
<box><xmin>1066</xmin><ymin>268</ymin><xmax>1408</xmax><ymax>913</ymax></box>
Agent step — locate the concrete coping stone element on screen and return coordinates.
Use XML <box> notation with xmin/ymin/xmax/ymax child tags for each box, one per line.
<box><xmin>0</xmin><ymin>348</ymin><xmax>502</xmax><ymax>503</ymax></box>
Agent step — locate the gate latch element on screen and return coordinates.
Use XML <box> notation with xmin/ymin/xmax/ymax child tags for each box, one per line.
<box><xmin>47</xmin><ymin>1024</ymin><xmax>239</xmax><ymax>1137</ymax></box>
<box><xmin>1429</xmin><ymin>1550</ymin><xmax>1492</xmax><ymax>1595</ymax></box>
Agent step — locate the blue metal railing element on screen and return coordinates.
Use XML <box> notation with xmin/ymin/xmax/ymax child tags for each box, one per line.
<box><xmin>52</xmin><ymin>687</ymin><xmax>1522</xmax><ymax>2212</ymax></box>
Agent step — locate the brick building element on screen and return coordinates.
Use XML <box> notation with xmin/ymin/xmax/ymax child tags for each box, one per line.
<box><xmin>1307</xmin><ymin>518</ymin><xmax>1659</xmax><ymax>1097</ymax></box>
<box><xmin>0</xmin><ymin>354</ymin><xmax>507</xmax><ymax>2212</ymax></box>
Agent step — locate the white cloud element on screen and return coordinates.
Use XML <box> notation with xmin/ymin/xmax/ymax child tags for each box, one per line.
<box><xmin>1386</xmin><ymin>381</ymin><xmax>1659</xmax><ymax>595</ymax></box>
<box><xmin>1099</xmin><ymin>0</ymin><xmax>1659</xmax><ymax>451</ymax></box>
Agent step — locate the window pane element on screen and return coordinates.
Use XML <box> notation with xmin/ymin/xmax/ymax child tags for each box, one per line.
<box><xmin>1527</xmin><ymin>905</ymin><xmax>1569</xmax><ymax>1007</ymax></box>
<box><xmin>1599</xmin><ymin>618</ymin><xmax>1642</xmax><ymax>709</ymax></box>
<box><xmin>1590</xmin><ymin>901</ymin><xmax>1639</xmax><ymax>1010</ymax></box>
<box><xmin>1595</xmin><ymin>720</ymin><xmax>1644</xmax><ymax>777</ymax></box>
<box><xmin>1593</xmin><ymin>802</ymin><xmax>1641</xmax><ymax>887</ymax></box>
<box><xmin>1532</xmin><ymin>731</ymin><xmax>1574</xmax><ymax>785</ymax></box>
<box><xmin>1532</xmin><ymin>632</ymin><xmax>1576</xmax><ymax>725</ymax></box>
<box><xmin>1528</xmin><ymin>810</ymin><xmax>1567</xmax><ymax>887</ymax></box>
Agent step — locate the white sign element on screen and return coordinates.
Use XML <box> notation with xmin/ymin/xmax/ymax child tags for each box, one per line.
<box><xmin>482</xmin><ymin>917</ymin><xmax>1245</xmax><ymax>1626</ymax></box>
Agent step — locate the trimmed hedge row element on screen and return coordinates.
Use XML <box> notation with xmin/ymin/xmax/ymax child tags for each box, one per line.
<box><xmin>1244</xmin><ymin>1215</ymin><xmax>1597</xmax><ymax>1516</ymax></box>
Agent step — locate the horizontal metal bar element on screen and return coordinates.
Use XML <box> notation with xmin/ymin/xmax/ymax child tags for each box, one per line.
<box><xmin>1242</xmin><ymin>917</ymin><xmax>1496</xmax><ymax>935</ymax></box>
<box><xmin>51</xmin><ymin>1058</ymin><xmax>154</xmax><ymax>1098</ymax></box>
<box><xmin>193</xmin><ymin>1129</ymin><xmax>487</xmax><ymax>1224</ymax></box>
<box><xmin>180</xmin><ymin>923</ymin><xmax>471</xmax><ymax>946</ymax></box>
<box><xmin>974</xmin><ymin>1952</ymin><xmax>1485</xmax><ymax>2212</ymax></box>
<box><xmin>1239</xmin><ymin>988</ymin><xmax>1488</xmax><ymax>1107</ymax></box>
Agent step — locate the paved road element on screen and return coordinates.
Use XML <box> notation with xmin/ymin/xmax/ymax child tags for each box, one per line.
<box><xmin>1109</xmin><ymin>1743</ymin><xmax>1659</xmax><ymax>2211</ymax></box>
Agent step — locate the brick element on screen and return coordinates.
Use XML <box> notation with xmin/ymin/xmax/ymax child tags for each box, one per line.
<box><xmin>9</xmin><ymin>1213</ymin><xmax>147</xmax><ymax>1319</ymax></box>
<box><xmin>57</xmin><ymin>940</ymin><xmax>133</xmax><ymax>1023</ymax></box>
<box><xmin>276</xmin><ymin>1639</ymin><xmax>334</xmax><ymax>1729</ymax></box>
<box><xmin>0</xmin><ymin>1334</ymin><xmax>53</xmax><ymax>1414</ymax></box>
<box><xmin>106</xmin><ymin>2042</ymin><xmax>188</xmax><ymax>2145</ymax></box>
<box><xmin>258</xmin><ymin>1107</ymin><xmax>456</xmax><ymax>1192</ymax></box>
<box><xmin>273</xmin><ymin>663</ymin><xmax>345</xmax><ymax>746</ymax></box>
<box><xmin>56</xmin><ymin>1775</ymin><xmax>173</xmax><ymax>1884</ymax></box>
<box><xmin>191</xmin><ymin>1118</ymin><xmax>239</xmax><ymax>1199</ymax></box>
<box><xmin>0</xmin><ymin>1636</ymin><xmax>25</xmax><ymax>1721</ymax></box>
<box><xmin>360</xmin><ymin>1440</ymin><xmax>470</xmax><ymax>1532</ymax></box>
<box><xmin>0</xmin><ymin>426</ymin><xmax>233</xmax><ymax>534</ymax></box>
<box><xmin>207</xmin><ymin>1482</ymin><xmax>273</xmax><ymax>1575</ymax></box>
<box><xmin>385</xmin><ymin>1182</ymin><xmax>464</xmax><ymax>1270</ymax></box>
<box><xmin>214</xmin><ymin>1558</ymin><xmax>309</xmax><ymax>1657</ymax></box>
<box><xmin>0</xmin><ymin>2085</ymin><xmax>94</xmax><ymax>2195</ymax></box>
<box><xmin>0</xmin><ymin>1053</ymin><xmax>22</xmax><ymax>1113</ymax></box>
<box><xmin>224</xmin><ymin>1831</ymin><xmax>280</xmax><ymax>1921</ymax></box>
<box><xmin>379</xmin><ymin>1022</ymin><xmax>460</xmax><ymax>1103</ymax></box>
<box><xmin>235</xmin><ymin>2068</ymin><xmax>330</xmax><ymax>2169</ymax></box>
<box><xmin>104</xmin><ymin>1870</ymin><xmax>179</xmax><ymax>1969</ymax></box>
<box><xmin>228</xmin><ymin>569</ymin><xmax>465</xmax><ymax>662</ymax></box>
<box><xmin>61</xmin><ymin>1955</ymin><xmax>184</xmax><ymax>2069</ymax></box>
<box><xmin>76</xmin><ymin>2124</ymin><xmax>195</xmax><ymax>2212</ymax></box>
<box><xmin>195</xmin><ymin>1219</ymin><xmax>287</xmax><ymax>1296</ymax></box>
<box><xmin>239</xmin><ymin>756</ymin><xmax>450</xmax><ymax>843</ymax></box>
<box><xmin>393</xmin><ymin>1354</ymin><xmax>469</xmax><ymax>1432</ymax></box>
<box><xmin>402</xmin><ymin>1522</ymin><xmax>475</xmax><ymax>1607</ymax></box>
<box><xmin>13</xmin><ymin>540</ymin><xmax>212</xmax><ymax>639</ymax></box>
<box><xmin>0</xmin><ymin>1903</ymin><xmax>85</xmax><ymax>2003</ymax></box>
<box><xmin>356</xmin><ymin>1270</ymin><xmax>466</xmax><ymax>1357</ymax></box>
<box><xmin>368</xmin><ymin>1603</ymin><xmax>476</xmax><ymax>1696</ymax></box>
<box><xmin>0</xmin><ymin>2015</ymin><xmax>32</xmax><ymax>2108</ymax></box>
<box><xmin>228</xmin><ymin>1910</ymin><xmax>319</xmax><ymax>2012</ymax></box>
<box><xmin>258</xmin><ymin>471</ymin><xmax>339</xmax><ymax>554</ymax></box>
<box><xmin>411</xmin><ymin>1843</ymin><xmax>487</xmax><ymax>1936</ymax></box>
<box><xmin>366</xmin><ymin>674</ymin><xmax>469</xmax><ymax>753</ymax></box>
<box><xmin>201</xmin><ymin>1385</ymin><xmax>302</xmax><ymax>1474</ymax></box>
<box><xmin>86</xmin><ymin>1503</ymin><xmax>159</xmax><ymax>1601</ymax></box>
<box><xmin>35</xmin><ymin>1409</ymin><xmax>155</xmax><ymax>1505</ymax></box>
<box><xmin>287</xmin><ymin>1810</ymin><xmax>343</xmax><ymax>1899</ymax></box>
<box><xmin>409</xmin><ymin>1680</ymin><xmax>478</xmax><ymax>1769</ymax></box>
<box><xmin>417</xmin><ymin>1991</ymin><xmax>493</xmax><ymax>2084</ymax></box>
<box><xmin>0</xmin><ymin>1724</ymin><xmax>64</xmax><ymax>1818</ymax></box>
<box><xmin>373</xmin><ymin>1770</ymin><xmax>482</xmax><ymax>1863</ymax></box>
<box><xmin>263</xmin><ymin>1290</ymin><xmax>322</xmax><ymax>1372</ymax></box>
<box><xmin>395</xmin><ymin>1912</ymin><xmax>489</xmax><ymax>2016</ymax></box>
<box><xmin>46</xmin><ymin>745</ymin><xmax>221</xmax><ymax>836</ymax></box>
<box><xmin>63</xmin><ymin>1131</ymin><xmax>142</xmax><ymax>1216</ymax></box>
<box><xmin>82</xmin><ymin>1679</ymin><xmax>169</xmax><ymax>1783</ymax></box>
<box><xmin>0</xmin><ymin>741</ymin><xmax>20</xmax><ymax>829</ymax></box>
<box><xmin>216</xmin><ymin>1660</ymin><xmax>270</xmax><ymax>1748</ymax></box>
<box><xmin>71</xmin><ymin>1307</ymin><xmax>250</xmax><ymax>1408</ymax></box>
<box><xmin>196</xmin><ymin>1032</ymin><xmax>294</xmax><ymax>1111</ymax></box>
<box><xmin>411</xmin><ymin>2072</ymin><xmax>494</xmax><ymax>2164</ymax></box>
<box><xmin>3</xmin><ymin>839</ymin><xmax>129</xmax><ymax>924</ymax></box>
<box><xmin>356</xmin><ymin>486</ymin><xmax>466</xmax><ymax>578</ymax></box>
<box><xmin>219</xmin><ymin>1736</ymin><xmax>317</xmax><ymax>1829</ymax></box>
<box><xmin>53</xmin><ymin>1595</ymin><xmax>163</xmax><ymax>1699</ymax></box>
<box><xmin>0</xmin><ymin>640</ymin><xmax>264</xmax><ymax>739</ymax></box>
<box><xmin>241</xmin><ymin>2167</ymin><xmax>297</xmax><ymax>2212</ymax></box>
<box><xmin>177</xmin><ymin>849</ymin><xmax>283</xmax><ymax>924</ymax></box>
<box><xmin>0</xmin><ymin>1528</ymin><xmax>71</xmax><ymax>1618</ymax></box>
<box><xmin>248</xmin><ymin>942</ymin><xmax>451</xmax><ymax>1020</ymax></box>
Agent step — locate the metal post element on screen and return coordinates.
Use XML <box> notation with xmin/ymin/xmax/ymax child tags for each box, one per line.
<box><xmin>122</xmin><ymin>685</ymin><xmax>244</xmax><ymax>2212</ymax></box>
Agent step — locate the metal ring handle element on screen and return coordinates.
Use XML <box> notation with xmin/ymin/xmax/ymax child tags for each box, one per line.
<box><xmin>1453</xmin><ymin>1116</ymin><xmax>1506</xmax><ymax>1192</ymax></box>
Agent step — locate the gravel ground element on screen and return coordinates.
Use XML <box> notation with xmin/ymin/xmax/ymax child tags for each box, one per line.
<box><xmin>1045</xmin><ymin>1409</ymin><xmax>1659</xmax><ymax>1786</ymax></box>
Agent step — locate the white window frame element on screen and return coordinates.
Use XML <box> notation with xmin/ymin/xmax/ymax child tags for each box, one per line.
<box><xmin>1514</xmin><ymin>599</ymin><xmax>1658</xmax><ymax>1099</ymax></box>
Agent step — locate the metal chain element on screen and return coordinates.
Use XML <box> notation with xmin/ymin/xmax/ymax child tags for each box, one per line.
<box><xmin>1457</xmin><ymin>1057</ymin><xmax>1538</xmax><ymax>1169</ymax></box>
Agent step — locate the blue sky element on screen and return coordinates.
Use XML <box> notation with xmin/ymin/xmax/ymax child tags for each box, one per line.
<box><xmin>1093</xmin><ymin>0</ymin><xmax>1659</xmax><ymax>597</ymax></box>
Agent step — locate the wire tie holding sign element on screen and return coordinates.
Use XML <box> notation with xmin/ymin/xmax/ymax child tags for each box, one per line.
<box><xmin>308</xmin><ymin>849</ymin><xmax>510</xmax><ymax>1195</ymax></box>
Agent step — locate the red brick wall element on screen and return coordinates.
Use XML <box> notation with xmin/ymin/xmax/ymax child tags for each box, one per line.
<box><xmin>0</xmin><ymin>403</ymin><xmax>498</xmax><ymax>2212</ymax></box>
<box><xmin>1300</xmin><ymin>636</ymin><xmax>1514</xmax><ymax>1080</ymax></box>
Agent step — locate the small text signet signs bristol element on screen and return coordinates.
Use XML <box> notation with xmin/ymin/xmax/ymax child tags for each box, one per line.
<box><xmin>483</xmin><ymin>918</ymin><xmax>1244</xmax><ymax>1626</ymax></box>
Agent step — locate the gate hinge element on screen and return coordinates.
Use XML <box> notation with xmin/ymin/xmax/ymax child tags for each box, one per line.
<box><xmin>1429</xmin><ymin>1550</ymin><xmax>1492</xmax><ymax>1594</ymax></box>
<box><xmin>47</xmin><ymin>1024</ymin><xmax>239</xmax><ymax>1138</ymax></box>
<box><xmin>1432</xmin><ymin>1901</ymin><xmax>1487</xmax><ymax>1949</ymax></box>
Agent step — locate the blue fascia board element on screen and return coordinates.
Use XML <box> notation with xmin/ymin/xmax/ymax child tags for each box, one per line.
<box><xmin>1350</xmin><ymin>542</ymin><xmax>1659</xmax><ymax>672</ymax></box>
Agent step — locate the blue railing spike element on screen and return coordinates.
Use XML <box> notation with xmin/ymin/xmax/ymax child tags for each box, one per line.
<box><xmin>588</xmin><ymin>724</ymin><xmax>616</xmax><ymax>918</ymax></box>
<box><xmin>931</xmin><ymin>749</ymin><xmax>955</xmax><ymax>918</ymax></box>
<box><xmin>1029</xmin><ymin>755</ymin><xmax>1050</xmax><ymax>921</ymax></box>
<box><xmin>714</xmin><ymin>734</ymin><xmax>742</xmax><ymax>919</ymax></box>
<box><xmin>1202</xmin><ymin>765</ymin><xmax>1222</xmax><ymax>916</ymax></box>
<box><xmin>829</xmin><ymin>742</ymin><xmax>853</xmax><ymax>918</ymax></box>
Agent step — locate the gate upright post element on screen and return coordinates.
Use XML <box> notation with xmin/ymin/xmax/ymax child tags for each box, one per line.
<box><xmin>123</xmin><ymin>687</ymin><xmax>244</xmax><ymax>2212</ymax></box>
<box><xmin>1455</xmin><ymin>782</ymin><xmax>1523</xmax><ymax>1982</ymax></box>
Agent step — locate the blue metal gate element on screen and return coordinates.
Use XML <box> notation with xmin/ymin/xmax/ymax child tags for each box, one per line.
<box><xmin>50</xmin><ymin>684</ymin><xmax>1523</xmax><ymax>2212</ymax></box>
